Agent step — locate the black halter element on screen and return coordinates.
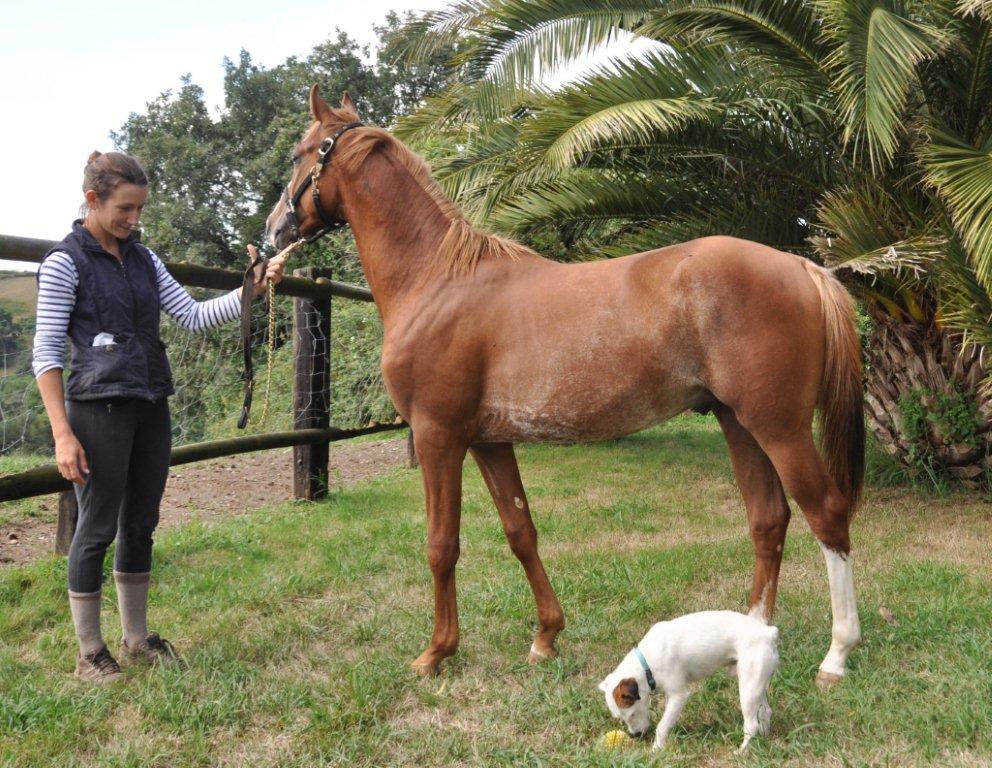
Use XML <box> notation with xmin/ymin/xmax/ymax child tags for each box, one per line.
<box><xmin>237</xmin><ymin>120</ymin><xmax>364</xmax><ymax>429</ymax></box>
<box><xmin>283</xmin><ymin>121</ymin><xmax>364</xmax><ymax>244</ymax></box>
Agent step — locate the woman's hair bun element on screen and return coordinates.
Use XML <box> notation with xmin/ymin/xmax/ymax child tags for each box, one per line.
<box><xmin>86</xmin><ymin>150</ymin><xmax>102</xmax><ymax>165</ymax></box>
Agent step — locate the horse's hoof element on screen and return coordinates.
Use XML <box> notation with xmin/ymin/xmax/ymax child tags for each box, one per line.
<box><xmin>527</xmin><ymin>642</ymin><xmax>556</xmax><ymax>664</ymax></box>
<box><xmin>816</xmin><ymin>669</ymin><xmax>844</xmax><ymax>689</ymax></box>
<box><xmin>411</xmin><ymin>659</ymin><xmax>441</xmax><ymax>676</ymax></box>
<box><xmin>410</xmin><ymin>650</ymin><xmax>445</xmax><ymax>676</ymax></box>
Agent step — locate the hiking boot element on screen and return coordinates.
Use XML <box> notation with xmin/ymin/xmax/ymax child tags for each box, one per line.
<box><xmin>74</xmin><ymin>645</ymin><xmax>124</xmax><ymax>684</ymax></box>
<box><xmin>121</xmin><ymin>632</ymin><xmax>183</xmax><ymax>667</ymax></box>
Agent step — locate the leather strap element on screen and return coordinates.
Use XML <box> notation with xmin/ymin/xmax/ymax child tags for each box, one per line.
<box><xmin>238</xmin><ymin>254</ymin><xmax>268</xmax><ymax>429</ymax></box>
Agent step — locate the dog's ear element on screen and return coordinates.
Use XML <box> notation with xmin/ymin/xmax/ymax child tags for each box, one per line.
<box><xmin>598</xmin><ymin>677</ymin><xmax>610</xmax><ymax>692</ymax></box>
<box><xmin>612</xmin><ymin>677</ymin><xmax>639</xmax><ymax>709</ymax></box>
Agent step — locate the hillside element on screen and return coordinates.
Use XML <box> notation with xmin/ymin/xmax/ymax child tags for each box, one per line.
<box><xmin>0</xmin><ymin>273</ymin><xmax>37</xmax><ymax>323</ymax></box>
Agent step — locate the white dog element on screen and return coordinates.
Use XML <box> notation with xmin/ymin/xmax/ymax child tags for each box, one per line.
<box><xmin>599</xmin><ymin>610</ymin><xmax>779</xmax><ymax>752</ymax></box>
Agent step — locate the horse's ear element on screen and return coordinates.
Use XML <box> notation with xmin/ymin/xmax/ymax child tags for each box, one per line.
<box><xmin>309</xmin><ymin>84</ymin><xmax>333</xmax><ymax>123</ymax></box>
<box><xmin>341</xmin><ymin>91</ymin><xmax>358</xmax><ymax>115</ymax></box>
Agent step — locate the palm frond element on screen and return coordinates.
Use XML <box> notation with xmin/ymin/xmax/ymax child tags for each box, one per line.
<box><xmin>487</xmin><ymin>169</ymin><xmax>693</xmax><ymax>235</ymax></box>
<box><xmin>540</xmin><ymin>96</ymin><xmax>723</xmax><ymax>168</ymax></box>
<box><xmin>414</xmin><ymin>0</ymin><xmax>656</xmax><ymax>88</ymax></box>
<box><xmin>813</xmin><ymin>182</ymin><xmax>931</xmax><ymax>258</ymax></box>
<box><xmin>820</xmin><ymin>0</ymin><xmax>949</xmax><ymax>171</ymax></box>
<box><xmin>811</xmin><ymin>180</ymin><xmax>945</xmax><ymax>315</ymax></box>
<box><xmin>636</xmin><ymin>0</ymin><xmax>828</xmax><ymax>79</ymax></box>
<box><xmin>597</xmin><ymin>198</ymin><xmax>813</xmax><ymax>257</ymax></box>
<box><xmin>473</xmin><ymin>3</ymin><xmax>656</xmax><ymax>90</ymax></box>
<box><xmin>921</xmin><ymin>125</ymin><xmax>992</xmax><ymax>285</ymax></box>
<box><xmin>962</xmin><ymin>17</ymin><xmax>992</xmax><ymax>139</ymax></box>
<box><xmin>521</xmin><ymin>49</ymin><xmax>737</xmax><ymax>168</ymax></box>
<box><xmin>400</xmin><ymin>1</ymin><xmax>499</xmax><ymax>65</ymax></box>
<box><xmin>823</xmin><ymin>239</ymin><xmax>940</xmax><ymax>278</ymax></box>
<box><xmin>958</xmin><ymin>0</ymin><xmax>992</xmax><ymax>21</ymax></box>
<box><xmin>430</xmin><ymin>121</ymin><xmax>524</xmax><ymax>203</ymax></box>
<box><xmin>396</xmin><ymin>1</ymin><xmax>656</xmax><ymax>126</ymax></box>
<box><xmin>918</xmin><ymin>7</ymin><xmax>992</xmax><ymax>141</ymax></box>
<box><xmin>486</xmin><ymin>156</ymin><xmax>819</xmax><ymax>255</ymax></box>
<box><xmin>393</xmin><ymin>79</ymin><xmax>547</xmax><ymax>141</ymax></box>
<box><xmin>927</xmin><ymin>233</ymin><xmax>992</xmax><ymax>397</ymax></box>
<box><xmin>503</xmin><ymin>46</ymin><xmax>840</xmax><ymax>186</ymax></box>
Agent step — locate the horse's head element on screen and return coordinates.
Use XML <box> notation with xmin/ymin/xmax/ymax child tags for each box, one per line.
<box><xmin>265</xmin><ymin>85</ymin><xmax>362</xmax><ymax>250</ymax></box>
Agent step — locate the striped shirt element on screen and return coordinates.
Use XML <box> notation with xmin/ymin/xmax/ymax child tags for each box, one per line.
<box><xmin>32</xmin><ymin>249</ymin><xmax>242</xmax><ymax>378</ymax></box>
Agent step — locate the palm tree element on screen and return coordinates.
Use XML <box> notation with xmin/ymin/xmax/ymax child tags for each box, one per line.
<box><xmin>400</xmin><ymin>0</ymin><xmax>992</xmax><ymax>486</ymax></box>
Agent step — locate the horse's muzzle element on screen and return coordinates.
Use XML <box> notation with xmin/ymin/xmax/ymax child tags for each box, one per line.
<box><xmin>267</xmin><ymin>212</ymin><xmax>297</xmax><ymax>252</ymax></box>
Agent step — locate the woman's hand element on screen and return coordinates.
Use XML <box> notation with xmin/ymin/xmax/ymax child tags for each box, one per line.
<box><xmin>55</xmin><ymin>431</ymin><xmax>89</xmax><ymax>485</ymax></box>
<box><xmin>35</xmin><ymin>370</ymin><xmax>87</xmax><ymax>484</ymax></box>
<box><xmin>248</xmin><ymin>243</ymin><xmax>294</xmax><ymax>298</ymax></box>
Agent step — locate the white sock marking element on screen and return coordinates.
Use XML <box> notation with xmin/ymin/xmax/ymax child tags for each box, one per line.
<box><xmin>818</xmin><ymin>542</ymin><xmax>860</xmax><ymax>677</ymax></box>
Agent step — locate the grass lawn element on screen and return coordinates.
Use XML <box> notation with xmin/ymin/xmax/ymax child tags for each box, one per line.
<box><xmin>1</xmin><ymin>415</ymin><xmax>990</xmax><ymax>766</ymax></box>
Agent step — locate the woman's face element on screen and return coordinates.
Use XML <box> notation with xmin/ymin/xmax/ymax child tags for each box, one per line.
<box><xmin>86</xmin><ymin>183</ymin><xmax>148</xmax><ymax>241</ymax></box>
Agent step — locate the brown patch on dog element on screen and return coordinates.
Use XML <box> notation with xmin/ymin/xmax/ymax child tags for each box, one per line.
<box><xmin>612</xmin><ymin>677</ymin><xmax>639</xmax><ymax>709</ymax></box>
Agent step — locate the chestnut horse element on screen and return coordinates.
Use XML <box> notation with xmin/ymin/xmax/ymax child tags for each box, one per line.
<box><xmin>267</xmin><ymin>87</ymin><xmax>865</xmax><ymax>686</ymax></box>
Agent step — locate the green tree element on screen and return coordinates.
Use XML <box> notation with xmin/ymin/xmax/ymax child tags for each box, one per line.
<box><xmin>113</xmin><ymin>77</ymin><xmax>233</xmax><ymax>266</ymax></box>
<box><xmin>403</xmin><ymin>0</ymin><xmax>992</xmax><ymax>487</ymax></box>
<box><xmin>115</xmin><ymin>16</ymin><xmax>455</xmax><ymax>279</ymax></box>
<box><xmin>0</xmin><ymin>305</ymin><xmax>21</xmax><ymax>373</ymax></box>
<box><xmin>108</xmin><ymin>17</ymin><xmax>453</xmax><ymax>432</ymax></box>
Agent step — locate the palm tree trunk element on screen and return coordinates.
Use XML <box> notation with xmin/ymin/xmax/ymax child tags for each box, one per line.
<box><xmin>863</xmin><ymin>313</ymin><xmax>992</xmax><ymax>487</ymax></box>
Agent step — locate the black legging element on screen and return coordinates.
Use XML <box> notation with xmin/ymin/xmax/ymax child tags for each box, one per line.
<box><xmin>66</xmin><ymin>398</ymin><xmax>171</xmax><ymax>593</ymax></box>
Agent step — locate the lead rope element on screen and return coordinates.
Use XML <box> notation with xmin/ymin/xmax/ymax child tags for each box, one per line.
<box><xmin>252</xmin><ymin>277</ymin><xmax>279</xmax><ymax>427</ymax></box>
<box><xmin>253</xmin><ymin>239</ymin><xmax>305</xmax><ymax>428</ymax></box>
<box><xmin>241</xmin><ymin>239</ymin><xmax>304</xmax><ymax>429</ymax></box>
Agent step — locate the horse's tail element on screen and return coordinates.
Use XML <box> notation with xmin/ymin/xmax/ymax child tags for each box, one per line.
<box><xmin>803</xmin><ymin>260</ymin><xmax>865</xmax><ymax>512</ymax></box>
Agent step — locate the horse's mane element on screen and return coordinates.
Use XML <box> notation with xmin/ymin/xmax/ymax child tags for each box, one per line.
<box><xmin>332</xmin><ymin>123</ymin><xmax>535</xmax><ymax>275</ymax></box>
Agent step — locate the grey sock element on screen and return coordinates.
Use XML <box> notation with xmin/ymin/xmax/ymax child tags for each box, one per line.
<box><xmin>114</xmin><ymin>571</ymin><xmax>150</xmax><ymax>647</ymax></box>
<box><xmin>68</xmin><ymin>590</ymin><xmax>104</xmax><ymax>655</ymax></box>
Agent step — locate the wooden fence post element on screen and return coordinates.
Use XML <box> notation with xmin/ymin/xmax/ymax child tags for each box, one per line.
<box><xmin>293</xmin><ymin>266</ymin><xmax>333</xmax><ymax>500</ymax></box>
<box><xmin>55</xmin><ymin>490</ymin><xmax>77</xmax><ymax>555</ymax></box>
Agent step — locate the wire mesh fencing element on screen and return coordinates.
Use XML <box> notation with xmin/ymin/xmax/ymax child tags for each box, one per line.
<box><xmin>0</xmin><ymin>266</ymin><xmax>396</xmax><ymax>463</ymax></box>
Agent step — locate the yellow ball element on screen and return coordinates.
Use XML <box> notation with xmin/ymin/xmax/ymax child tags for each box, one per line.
<box><xmin>602</xmin><ymin>729</ymin><xmax>633</xmax><ymax>749</ymax></box>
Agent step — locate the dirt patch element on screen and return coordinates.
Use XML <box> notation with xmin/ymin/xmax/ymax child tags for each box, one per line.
<box><xmin>0</xmin><ymin>436</ymin><xmax>411</xmax><ymax>568</ymax></box>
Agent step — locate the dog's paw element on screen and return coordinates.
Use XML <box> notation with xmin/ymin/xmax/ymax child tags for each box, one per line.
<box><xmin>757</xmin><ymin>703</ymin><xmax>772</xmax><ymax>735</ymax></box>
<box><xmin>815</xmin><ymin>669</ymin><xmax>844</xmax><ymax>689</ymax></box>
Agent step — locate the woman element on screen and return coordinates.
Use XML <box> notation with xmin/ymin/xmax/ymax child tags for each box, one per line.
<box><xmin>33</xmin><ymin>151</ymin><xmax>286</xmax><ymax>683</ymax></box>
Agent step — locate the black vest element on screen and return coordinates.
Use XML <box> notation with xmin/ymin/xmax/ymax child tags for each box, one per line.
<box><xmin>43</xmin><ymin>221</ymin><xmax>173</xmax><ymax>401</ymax></box>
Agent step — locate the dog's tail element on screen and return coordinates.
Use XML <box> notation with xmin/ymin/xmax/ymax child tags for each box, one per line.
<box><xmin>803</xmin><ymin>260</ymin><xmax>865</xmax><ymax>513</ymax></box>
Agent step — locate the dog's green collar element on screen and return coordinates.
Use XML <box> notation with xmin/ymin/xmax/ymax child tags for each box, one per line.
<box><xmin>633</xmin><ymin>647</ymin><xmax>657</xmax><ymax>692</ymax></box>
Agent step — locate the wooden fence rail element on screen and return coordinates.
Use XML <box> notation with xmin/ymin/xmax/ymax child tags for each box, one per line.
<box><xmin>0</xmin><ymin>234</ymin><xmax>374</xmax><ymax>303</ymax></box>
<box><xmin>0</xmin><ymin>233</ymin><xmax>414</xmax><ymax>555</ymax></box>
<box><xmin>0</xmin><ymin>423</ymin><xmax>405</xmax><ymax>502</ymax></box>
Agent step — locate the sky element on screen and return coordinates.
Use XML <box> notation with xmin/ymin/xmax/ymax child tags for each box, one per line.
<box><xmin>0</xmin><ymin>0</ymin><xmax>656</xmax><ymax>271</ymax></box>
